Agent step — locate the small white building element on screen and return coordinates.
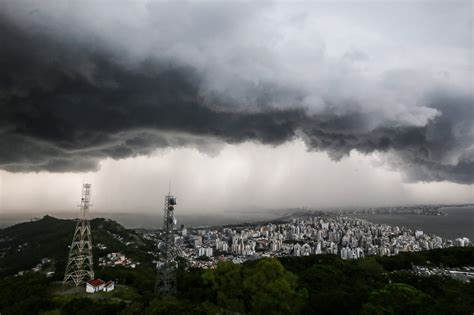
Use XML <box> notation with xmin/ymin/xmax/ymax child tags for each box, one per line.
<box><xmin>104</xmin><ymin>280</ymin><xmax>115</xmax><ymax>292</ymax></box>
<box><xmin>86</xmin><ymin>278</ymin><xmax>115</xmax><ymax>293</ymax></box>
<box><xmin>293</xmin><ymin>243</ymin><xmax>302</xmax><ymax>257</ymax></box>
<box><xmin>198</xmin><ymin>247</ymin><xmax>213</xmax><ymax>257</ymax></box>
<box><xmin>86</xmin><ymin>279</ymin><xmax>105</xmax><ymax>293</ymax></box>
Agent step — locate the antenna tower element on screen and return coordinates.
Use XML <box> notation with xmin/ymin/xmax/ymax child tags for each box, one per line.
<box><xmin>63</xmin><ymin>183</ymin><xmax>94</xmax><ymax>287</ymax></box>
<box><xmin>155</xmin><ymin>192</ymin><xmax>179</xmax><ymax>294</ymax></box>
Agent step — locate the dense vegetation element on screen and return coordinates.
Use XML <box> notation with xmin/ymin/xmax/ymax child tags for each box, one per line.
<box><xmin>0</xmin><ymin>217</ymin><xmax>473</xmax><ymax>314</ymax></box>
<box><xmin>0</xmin><ymin>249</ymin><xmax>472</xmax><ymax>314</ymax></box>
<box><xmin>0</xmin><ymin>216</ymin><xmax>155</xmax><ymax>278</ymax></box>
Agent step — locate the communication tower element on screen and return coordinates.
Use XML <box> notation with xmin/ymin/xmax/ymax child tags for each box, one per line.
<box><xmin>63</xmin><ymin>183</ymin><xmax>94</xmax><ymax>287</ymax></box>
<box><xmin>155</xmin><ymin>192</ymin><xmax>179</xmax><ymax>294</ymax></box>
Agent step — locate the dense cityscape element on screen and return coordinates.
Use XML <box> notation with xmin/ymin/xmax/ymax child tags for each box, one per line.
<box><xmin>4</xmin><ymin>211</ymin><xmax>473</xmax><ymax>281</ymax></box>
<box><xmin>143</xmin><ymin>215</ymin><xmax>472</xmax><ymax>270</ymax></box>
<box><xmin>339</xmin><ymin>204</ymin><xmax>473</xmax><ymax>216</ymax></box>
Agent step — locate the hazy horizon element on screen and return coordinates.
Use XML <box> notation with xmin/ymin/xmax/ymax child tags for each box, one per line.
<box><xmin>2</xmin><ymin>205</ymin><xmax>473</xmax><ymax>240</ymax></box>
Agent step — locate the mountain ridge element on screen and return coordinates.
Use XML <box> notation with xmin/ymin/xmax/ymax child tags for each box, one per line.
<box><xmin>0</xmin><ymin>215</ymin><xmax>155</xmax><ymax>278</ymax></box>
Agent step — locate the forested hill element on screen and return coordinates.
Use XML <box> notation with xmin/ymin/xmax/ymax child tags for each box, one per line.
<box><xmin>0</xmin><ymin>215</ymin><xmax>155</xmax><ymax>277</ymax></box>
<box><xmin>0</xmin><ymin>249</ymin><xmax>473</xmax><ymax>314</ymax></box>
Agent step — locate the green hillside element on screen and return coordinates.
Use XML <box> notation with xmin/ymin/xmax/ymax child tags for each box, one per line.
<box><xmin>0</xmin><ymin>215</ymin><xmax>155</xmax><ymax>278</ymax></box>
<box><xmin>0</xmin><ymin>250</ymin><xmax>473</xmax><ymax>315</ymax></box>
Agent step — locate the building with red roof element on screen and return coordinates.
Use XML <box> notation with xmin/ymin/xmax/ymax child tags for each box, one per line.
<box><xmin>86</xmin><ymin>278</ymin><xmax>105</xmax><ymax>293</ymax></box>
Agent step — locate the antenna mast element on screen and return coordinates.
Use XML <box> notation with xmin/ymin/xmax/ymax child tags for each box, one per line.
<box><xmin>155</xmin><ymin>191</ymin><xmax>179</xmax><ymax>295</ymax></box>
<box><xmin>63</xmin><ymin>183</ymin><xmax>94</xmax><ymax>287</ymax></box>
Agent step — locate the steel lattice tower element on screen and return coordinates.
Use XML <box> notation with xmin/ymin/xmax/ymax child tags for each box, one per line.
<box><xmin>63</xmin><ymin>183</ymin><xmax>94</xmax><ymax>287</ymax></box>
<box><xmin>155</xmin><ymin>193</ymin><xmax>178</xmax><ymax>295</ymax></box>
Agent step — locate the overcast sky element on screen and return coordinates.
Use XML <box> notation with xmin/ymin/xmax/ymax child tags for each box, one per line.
<box><xmin>0</xmin><ymin>0</ymin><xmax>472</xmax><ymax>215</ymax></box>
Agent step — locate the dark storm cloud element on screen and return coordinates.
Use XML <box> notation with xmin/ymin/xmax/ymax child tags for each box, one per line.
<box><xmin>0</xmin><ymin>15</ymin><xmax>306</xmax><ymax>171</ymax></box>
<box><xmin>0</xmin><ymin>9</ymin><xmax>472</xmax><ymax>184</ymax></box>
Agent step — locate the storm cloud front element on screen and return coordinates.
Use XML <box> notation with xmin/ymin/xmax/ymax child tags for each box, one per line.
<box><xmin>0</xmin><ymin>1</ymin><xmax>472</xmax><ymax>184</ymax></box>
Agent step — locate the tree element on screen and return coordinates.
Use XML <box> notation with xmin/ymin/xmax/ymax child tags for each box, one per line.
<box><xmin>203</xmin><ymin>261</ymin><xmax>246</xmax><ymax>313</ymax></box>
<box><xmin>0</xmin><ymin>273</ymin><xmax>53</xmax><ymax>314</ymax></box>
<box><xmin>243</xmin><ymin>258</ymin><xmax>307</xmax><ymax>314</ymax></box>
<box><xmin>204</xmin><ymin>258</ymin><xmax>307</xmax><ymax>314</ymax></box>
<box><xmin>361</xmin><ymin>283</ymin><xmax>435</xmax><ymax>315</ymax></box>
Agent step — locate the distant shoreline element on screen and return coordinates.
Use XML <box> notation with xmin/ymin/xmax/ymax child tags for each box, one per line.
<box><xmin>1</xmin><ymin>203</ymin><xmax>473</xmax><ymax>231</ymax></box>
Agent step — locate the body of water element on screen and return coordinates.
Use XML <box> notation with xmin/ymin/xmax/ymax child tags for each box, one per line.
<box><xmin>354</xmin><ymin>206</ymin><xmax>474</xmax><ymax>240</ymax></box>
<box><xmin>0</xmin><ymin>211</ymin><xmax>282</xmax><ymax>230</ymax></box>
